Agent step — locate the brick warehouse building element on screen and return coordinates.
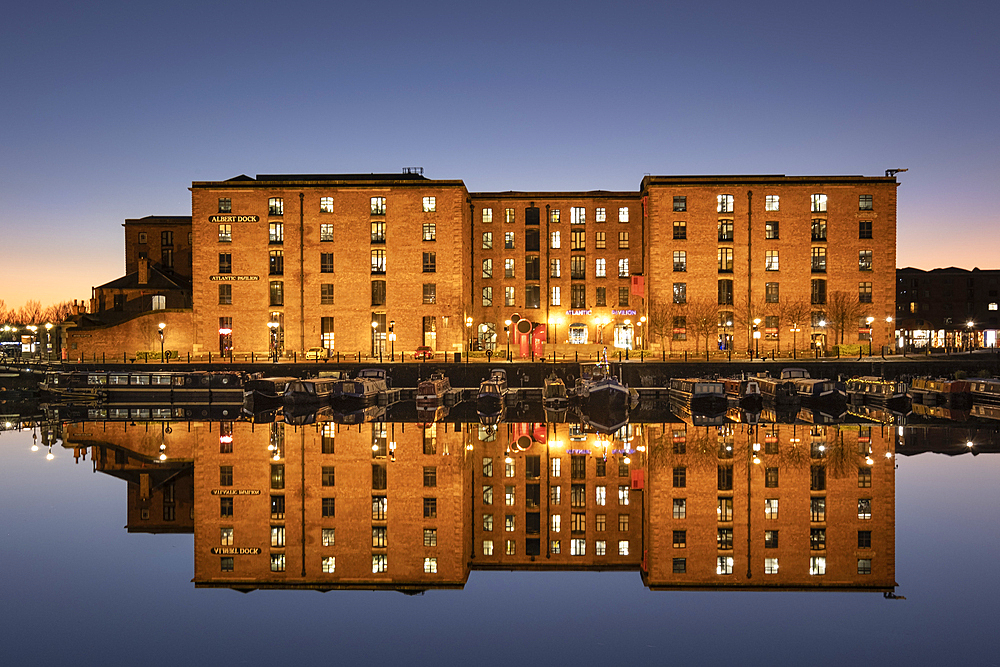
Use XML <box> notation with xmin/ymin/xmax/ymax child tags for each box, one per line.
<box><xmin>66</xmin><ymin>171</ymin><xmax>897</xmax><ymax>359</ymax></box>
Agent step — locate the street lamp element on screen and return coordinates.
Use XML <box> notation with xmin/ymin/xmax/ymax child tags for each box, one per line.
<box><xmin>639</xmin><ymin>316</ymin><xmax>646</xmax><ymax>349</ymax></box>
<box><xmin>388</xmin><ymin>320</ymin><xmax>396</xmax><ymax>361</ymax></box>
<box><xmin>219</xmin><ymin>327</ymin><xmax>232</xmax><ymax>360</ymax></box>
<box><xmin>371</xmin><ymin>321</ymin><xmax>380</xmax><ymax>362</ymax></box>
<box><xmin>967</xmin><ymin>320</ymin><xmax>975</xmax><ymax>351</ymax></box>
<box><xmin>789</xmin><ymin>324</ymin><xmax>801</xmax><ymax>359</ymax></box>
<box><xmin>548</xmin><ymin>315</ymin><xmax>562</xmax><ymax>348</ymax></box>
<box><xmin>865</xmin><ymin>316</ymin><xmax>875</xmax><ymax>356</ymax></box>
<box><xmin>752</xmin><ymin>317</ymin><xmax>761</xmax><ymax>359</ymax></box>
<box><xmin>504</xmin><ymin>319</ymin><xmax>511</xmax><ymax>360</ymax></box>
<box><xmin>465</xmin><ymin>316</ymin><xmax>473</xmax><ymax>363</ymax></box>
<box><xmin>267</xmin><ymin>321</ymin><xmax>280</xmax><ymax>362</ymax></box>
<box><xmin>44</xmin><ymin>322</ymin><xmax>53</xmax><ymax>361</ymax></box>
<box><xmin>158</xmin><ymin>322</ymin><xmax>166</xmax><ymax>362</ymax></box>
<box><xmin>885</xmin><ymin>316</ymin><xmax>894</xmax><ymax>353</ymax></box>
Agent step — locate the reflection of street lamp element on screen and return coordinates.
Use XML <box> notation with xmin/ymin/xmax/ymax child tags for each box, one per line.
<box><xmin>388</xmin><ymin>320</ymin><xmax>396</xmax><ymax>361</ymax></box>
<box><xmin>639</xmin><ymin>316</ymin><xmax>646</xmax><ymax>349</ymax></box>
<box><xmin>158</xmin><ymin>322</ymin><xmax>166</xmax><ymax>362</ymax></box>
<box><xmin>752</xmin><ymin>318</ymin><xmax>761</xmax><ymax>358</ymax></box>
<box><xmin>267</xmin><ymin>321</ymin><xmax>280</xmax><ymax>362</ymax></box>
<box><xmin>967</xmin><ymin>320</ymin><xmax>975</xmax><ymax>351</ymax></box>
<box><xmin>865</xmin><ymin>316</ymin><xmax>875</xmax><ymax>356</ymax></box>
<box><xmin>504</xmin><ymin>319</ymin><xmax>511</xmax><ymax>360</ymax></box>
<box><xmin>465</xmin><ymin>316</ymin><xmax>473</xmax><ymax>362</ymax></box>
<box><xmin>548</xmin><ymin>315</ymin><xmax>562</xmax><ymax>347</ymax></box>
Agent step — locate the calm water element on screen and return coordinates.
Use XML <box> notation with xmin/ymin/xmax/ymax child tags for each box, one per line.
<box><xmin>1</xmin><ymin>420</ymin><xmax>998</xmax><ymax>667</ymax></box>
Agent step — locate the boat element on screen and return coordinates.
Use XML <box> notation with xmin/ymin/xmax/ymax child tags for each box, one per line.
<box><xmin>754</xmin><ymin>373</ymin><xmax>799</xmax><ymax>404</ymax></box>
<box><xmin>668</xmin><ymin>378</ymin><xmax>728</xmax><ymax>414</ymax></box>
<box><xmin>574</xmin><ymin>359</ymin><xmax>630</xmax><ymax>434</ymax></box>
<box><xmin>283</xmin><ymin>377</ymin><xmax>340</xmax><ymax>406</ymax></box>
<box><xmin>416</xmin><ymin>371</ymin><xmax>451</xmax><ymax>409</ymax></box>
<box><xmin>243</xmin><ymin>376</ymin><xmax>297</xmax><ymax>413</ymax></box>
<box><xmin>908</xmin><ymin>377</ymin><xmax>971</xmax><ymax>407</ymax></box>
<box><xmin>39</xmin><ymin>370</ymin><xmax>245</xmax><ymax>404</ymax></box>
<box><xmin>846</xmin><ymin>376</ymin><xmax>908</xmax><ymax>407</ymax></box>
<box><xmin>477</xmin><ymin>368</ymin><xmax>508</xmax><ymax>420</ymax></box>
<box><xmin>780</xmin><ymin>368</ymin><xmax>839</xmax><ymax>400</ymax></box>
<box><xmin>910</xmin><ymin>402</ymin><xmax>970</xmax><ymax>422</ymax></box>
<box><xmin>971</xmin><ymin>402</ymin><xmax>1000</xmax><ymax>421</ymax></box>
<box><xmin>968</xmin><ymin>379</ymin><xmax>1000</xmax><ymax>404</ymax></box>
<box><xmin>724</xmin><ymin>377</ymin><xmax>763</xmax><ymax>412</ymax></box>
<box><xmin>333</xmin><ymin>368</ymin><xmax>388</xmax><ymax>402</ymax></box>
<box><xmin>543</xmin><ymin>372</ymin><xmax>569</xmax><ymax>408</ymax></box>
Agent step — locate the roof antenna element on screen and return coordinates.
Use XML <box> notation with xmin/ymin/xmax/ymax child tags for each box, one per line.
<box><xmin>885</xmin><ymin>168</ymin><xmax>908</xmax><ymax>178</ymax></box>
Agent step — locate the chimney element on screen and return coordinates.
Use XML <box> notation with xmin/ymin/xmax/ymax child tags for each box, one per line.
<box><xmin>138</xmin><ymin>257</ymin><xmax>149</xmax><ymax>285</ymax></box>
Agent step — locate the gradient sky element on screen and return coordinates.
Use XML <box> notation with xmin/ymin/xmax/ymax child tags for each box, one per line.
<box><xmin>2</xmin><ymin>0</ymin><xmax>998</xmax><ymax>309</ymax></box>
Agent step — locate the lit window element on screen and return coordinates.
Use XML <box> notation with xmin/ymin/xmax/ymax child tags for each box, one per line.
<box><xmin>571</xmin><ymin>207</ymin><xmax>586</xmax><ymax>224</ymax></box>
<box><xmin>422</xmin><ymin>196</ymin><xmax>436</xmax><ymax>212</ymax></box>
<box><xmin>550</xmin><ymin>540</ymin><xmax>561</xmax><ymax>554</ymax></box>
<box><xmin>268</xmin><ymin>197</ymin><xmax>283</xmax><ymax>216</ymax></box>
<box><xmin>505</xmin><ymin>208</ymin><xmax>515</xmax><ymax>223</ymax></box>
<box><xmin>423</xmin><ymin>557</ymin><xmax>437</xmax><ymax>573</ymax></box>
<box><xmin>505</xmin><ymin>540</ymin><xmax>515</xmax><ymax>555</ymax></box>
<box><xmin>218</xmin><ymin>224</ymin><xmax>231</xmax><ymax>243</ymax></box>
<box><xmin>551</xmin><ymin>231</ymin><xmax>561</xmax><ymax>248</ymax></box>
<box><xmin>618</xmin><ymin>207</ymin><xmax>629</xmax><ymax>222</ymax></box>
<box><xmin>765</xmin><ymin>195</ymin><xmax>779</xmax><ymax>211</ymax></box>
<box><xmin>859</xmin><ymin>250</ymin><xmax>873</xmax><ymax>271</ymax></box>
<box><xmin>550</xmin><ymin>258</ymin><xmax>561</xmax><ymax>278</ymax></box>
<box><xmin>595</xmin><ymin>486</ymin><xmax>606</xmax><ymax>506</ymax></box>
<box><xmin>482</xmin><ymin>232</ymin><xmax>493</xmax><ymax>249</ymax></box>
<box><xmin>322</xmin><ymin>528</ymin><xmax>335</xmax><ymax>546</ymax></box>
<box><xmin>717</xmin><ymin>194</ymin><xmax>734</xmax><ymax>213</ymax></box>
<box><xmin>595</xmin><ymin>258</ymin><xmax>606</xmax><ymax>278</ymax></box>
<box><xmin>595</xmin><ymin>208</ymin><xmax>606</xmax><ymax>222</ymax></box>
<box><xmin>765</xmin><ymin>221</ymin><xmax>779</xmax><ymax>239</ymax></box>
<box><xmin>320</xmin><ymin>223</ymin><xmax>334</xmax><ymax>241</ymax></box>
<box><xmin>505</xmin><ymin>231</ymin><xmax>514</xmax><ymax>249</ymax></box>
<box><xmin>673</xmin><ymin>250</ymin><xmax>686</xmax><ymax>272</ymax></box>
<box><xmin>673</xmin><ymin>498</ymin><xmax>686</xmax><ymax>519</ymax></box>
<box><xmin>371</xmin><ymin>249</ymin><xmax>386</xmax><ymax>274</ymax></box>
<box><xmin>858</xmin><ymin>498</ymin><xmax>872</xmax><ymax>519</ymax></box>
<box><xmin>505</xmin><ymin>258</ymin><xmax>514</xmax><ymax>278</ymax></box>
<box><xmin>371</xmin><ymin>197</ymin><xmax>386</xmax><ymax>215</ymax></box>
<box><xmin>618</xmin><ymin>485</ymin><xmax>629</xmax><ymax>505</ymax></box>
<box><xmin>372</xmin><ymin>554</ymin><xmax>388</xmax><ymax>573</ymax></box>
<box><xmin>618</xmin><ymin>258</ymin><xmax>629</xmax><ymax>278</ymax></box>
<box><xmin>482</xmin><ymin>286</ymin><xmax>492</xmax><ymax>307</ymax></box>
<box><xmin>504</xmin><ymin>286</ymin><xmax>515</xmax><ymax>306</ymax></box>
<box><xmin>270</xmin><ymin>553</ymin><xmax>285</xmax><ymax>572</ymax></box>
<box><xmin>220</xmin><ymin>527</ymin><xmax>233</xmax><ymax>545</ymax></box>
<box><xmin>551</xmin><ymin>209</ymin><xmax>561</xmax><ymax>223</ymax></box>
<box><xmin>764</xmin><ymin>498</ymin><xmax>778</xmax><ymax>519</ymax></box>
<box><xmin>505</xmin><ymin>486</ymin><xmax>515</xmax><ymax>505</ymax></box>
<box><xmin>717</xmin><ymin>556</ymin><xmax>733</xmax><ymax>575</ymax></box>
<box><xmin>595</xmin><ymin>231</ymin><xmax>606</xmax><ymax>249</ymax></box>
<box><xmin>673</xmin><ymin>221</ymin><xmax>686</xmax><ymax>239</ymax></box>
<box><xmin>482</xmin><ymin>208</ymin><xmax>493</xmax><ymax>223</ymax></box>
<box><xmin>271</xmin><ymin>525</ymin><xmax>285</xmax><ymax>547</ymax></box>
<box><xmin>320</xmin><ymin>197</ymin><xmax>334</xmax><ymax>213</ymax></box>
<box><xmin>859</xmin><ymin>194</ymin><xmax>873</xmax><ymax>211</ymax></box>
<box><xmin>595</xmin><ymin>540</ymin><xmax>607</xmax><ymax>556</ymax></box>
<box><xmin>811</xmin><ymin>194</ymin><xmax>827</xmax><ymax>213</ymax></box>
<box><xmin>505</xmin><ymin>515</ymin><xmax>515</xmax><ymax>531</ymax></box>
<box><xmin>618</xmin><ymin>540</ymin><xmax>629</xmax><ymax>556</ymax></box>
<box><xmin>423</xmin><ymin>222</ymin><xmax>436</xmax><ymax>241</ymax></box>
<box><xmin>618</xmin><ymin>232</ymin><xmax>629</xmax><ymax>249</ymax></box>
<box><xmin>810</xmin><ymin>556</ymin><xmax>826</xmax><ymax>575</ymax></box>
<box><xmin>571</xmin><ymin>538</ymin><xmax>586</xmax><ymax>556</ymax></box>
<box><xmin>990</xmin><ymin>303</ymin><xmax>998</xmax><ymax>311</ymax></box>
<box><xmin>322</xmin><ymin>556</ymin><xmax>335</xmax><ymax>573</ymax></box>
<box><xmin>673</xmin><ymin>283</ymin><xmax>686</xmax><ymax>304</ymax></box>
<box><xmin>765</xmin><ymin>250</ymin><xmax>779</xmax><ymax>271</ymax></box>
<box><xmin>858</xmin><ymin>558</ymin><xmax>872</xmax><ymax>575</ymax></box>
<box><xmin>765</xmin><ymin>558</ymin><xmax>778</xmax><ymax>574</ymax></box>
<box><xmin>483</xmin><ymin>540</ymin><xmax>494</xmax><ymax>555</ymax></box>
<box><xmin>550</xmin><ymin>286</ymin><xmax>561</xmax><ymax>306</ymax></box>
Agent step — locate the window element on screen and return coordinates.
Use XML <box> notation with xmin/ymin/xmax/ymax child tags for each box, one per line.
<box><xmin>858</xmin><ymin>498</ymin><xmax>872</xmax><ymax>520</ymax></box>
<box><xmin>811</xmin><ymin>219</ymin><xmax>827</xmax><ymax>242</ymax></box>
<box><xmin>269</xmin><ymin>223</ymin><xmax>283</xmax><ymax>244</ymax></box>
<box><xmin>764</xmin><ymin>530</ymin><xmax>778</xmax><ymax>548</ymax></box>
<box><xmin>570</xmin><ymin>539</ymin><xmax>586</xmax><ymax>556</ymax></box>
<box><xmin>765</xmin><ymin>195</ymin><xmax>779</xmax><ymax>211</ymax></box>
<box><xmin>765</xmin><ymin>282</ymin><xmax>779</xmax><ymax>303</ymax></box>
<box><xmin>422</xmin><ymin>252</ymin><xmax>436</xmax><ymax>273</ymax></box>
<box><xmin>811</xmin><ymin>466</ymin><xmax>826</xmax><ymax>491</ymax></box>
<box><xmin>550</xmin><ymin>286</ymin><xmax>561</xmax><ymax>306</ymax></box>
<box><xmin>479</xmin><ymin>258</ymin><xmax>493</xmax><ymax>280</ymax></box>
<box><xmin>858</xmin><ymin>558</ymin><xmax>872</xmax><ymax>575</ymax></box>
<box><xmin>718</xmin><ymin>248</ymin><xmax>733</xmax><ymax>272</ymax></box>
<box><xmin>422</xmin><ymin>196</ymin><xmax>436</xmax><ymax>212</ymax></box>
<box><xmin>218</xmin><ymin>253</ymin><xmax>232</xmax><ymax>274</ymax></box>
<box><xmin>271</xmin><ymin>464</ymin><xmax>284</xmax><ymax>489</ymax></box>
<box><xmin>718</xmin><ymin>466</ymin><xmax>733</xmax><ymax>491</ymax></box>
<box><xmin>859</xmin><ymin>282</ymin><xmax>873</xmax><ymax>303</ymax></box>
<box><xmin>595</xmin><ymin>486</ymin><xmax>606</xmax><ymax>506</ymax></box>
<box><xmin>550</xmin><ymin>209</ymin><xmax>561</xmax><ymax>223</ymax></box>
<box><xmin>482</xmin><ymin>232</ymin><xmax>493</xmax><ymax>249</ymax></box>
<box><xmin>618</xmin><ymin>258</ymin><xmax>629</xmax><ymax>278</ymax></box>
<box><xmin>371</xmin><ymin>279</ymin><xmax>386</xmax><ymax>306</ymax></box>
<box><xmin>269</xmin><ymin>494</ymin><xmax>285</xmax><ymax>520</ymax></box>
<box><xmin>372</xmin><ymin>554</ymin><xmax>388</xmax><ymax>573</ymax></box>
<box><xmin>269</xmin><ymin>281</ymin><xmax>283</xmax><ymax>306</ymax></box>
<box><xmin>317</xmin><ymin>223</ymin><xmax>333</xmax><ymax>242</ymax></box>
<box><xmin>618</xmin><ymin>287</ymin><xmax>629</xmax><ymax>307</ymax></box>
<box><xmin>550</xmin><ymin>231</ymin><xmax>561</xmax><ymax>248</ymax></box>
<box><xmin>505</xmin><ymin>231</ymin><xmax>514</xmax><ymax>249</ymax></box>
<box><xmin>673</xmin><ymin>558</ymin><xmax>686</xmax><ymax>573</ymax></box>
<box><xmin>422</xmin><ymin>283</ymin><xmax>436</xmax><ymax>305</ymax></box>
<box><xmin>618</xmin><ymin>232</ymin><xmax>629</xmax><ymax>249</ymax></box>
<box><xmin>765</xmin><ymin>498</ymin><xmax>778</xmax><ymax>519</ymax></box>
<box><xmin>673</xmin><ymin>283</ymin><xmax>687</xmax><ymax>304</ymax></box>
<box><xmin>718</xmin><ymin>279</ymin><xmax>734</xmax><ymax>306</ymax></box>
<box><xmin>618</xmin><ymin>540</ymin><xmax>630</xmax><ymax>556</ymax></box>
<box><xmin>859</xmin><ymin>250</ymin><xmax>873</xmax><ymax>271</ymax></box>
<box><xmin>811</xmin><ymin>194</ymin><xmax>827</xmax><ymax>213</ymax></box>
<box><xmin>319</xmin><ymin>556</ymin><xmax>335</xmax><ymax>573</ymax></box>
<box><xmin>594</xmin><ymin>208</ymin><xmax>605</xmax><ymax>222</ymax></box>
<box><xmin>811</xmin><ymin>497</ymin><xmax>826</xmax><ymax>522</ymax></box>
<box><xmin>218</xmin><ymin>284</ymin><xmax>232</xmax><ymax>305</ymax></box>
<box><xmin>319</xmin><ymin>196</ymin><xmax>334</xmax><ymax>213</ymax></box>
<box><xmin>717</xmin><ymin>194</ymin><xmax>734</xmax><ymax>213</ymax></box>
<box><xmin>322</xmin><ymin>528</ymin><xmax>335</xmax><ymax>546</ymax></box>
<box><xmin>718</xmin><ymin>528</ymin><xmax>733</xmax><ymax>550</ymax></box>
<box><xmin>322</xmin><ymin>497</ymin><xmax>335</xmax><ymax>517</ymax></box>
<box><xmin>505</xmin><ymin>515</ymin><xmax>515</xmax><ymax>532</ymax></box>
<box><xmin>810</xmin><ymin>527</ymin><xmax>826</xmax><ymax>551</ymax></box>
<box><xmin>859</xmin><ymin>220</ymin><xmax>873</xmax><ymax>239</ymax></box>
<box><xmin>269</xmin><ymin>197</ymin><xmax>283</xmax><ymax>216</ymax></box>
<box><xmin>571</xmin><ymin>256</ymin><xmax>586</xmax><ymax>280</ymax></box>
<box><xmin>672</xmin><ymin>467</ymin><xmax>686</xmax><ymax>488</ymax></box>
<box><xmin>673</xmin><ymin>499</ymin><xmax>686</xmax><ymax>519</ymax></box>
<box><xmin>482</xmin><ymin>208</ymin><xmax>493</xmax><ymax>223</ymax></box>
<box><xmin>671</xmin><ymin>250</ymin><xmax>687</xmax><ymax>272</ymax></box>
<box><xmin>504</xmin><ymin>286</ymin><xmax>515</xmax><ymax>306</ymax></box>
<box><xmin>423</xmin><ymin>222</ymin><xmax>436</xmax><ymax>241</ymax></box>
<box><xmin>718</xmin><ymin>497</ymin><xmax>733</xmax><ymax>521</ymax></box>
<box><xmin>670</xmin><ymin>196</ymin><xmax>686</xmax><ymax>212</ymax></box>
<box><xmin>859</xmin><ymin>194</ymin><xmax>873</xmax><ymax>210</ymax></box>
<box><xmin>592</xmin><ymin>258</ymin><xmax>606</xmax><ymax>278</ymax></box>
<box><xmin>550</xmin><ymin>258</ymin><xmax>561</xmax><ymax>278</ymax></box>
<box><xmin>717</xmin><ymin>556</ymin><xmax>734</xmax><ymax>575</ymax></box>
<box><xmin>218</xmin><ymin>197</ymin><xmax>232</xmax><ymax>213</ymax></box>
<box><xmin>858</xmin><ymin>530</ymin><xmax>872</xmax><ymax>548</ymax></box>
<box><xmin>571</xmin><ymin>230</ymin><xmax>585</xmax><ymax>250</ymax></box>
<box><xmin>423</xmin><ymin>557</ymin><xmax>438</xmax><ymax>574</ymax></box>
<box><xmin>765</xmin><ymin>250</ymin><xmax>779</xmax><ymax>271</ymax></box>
<box><xmin>550</xmin><ymin>486</ymin><xmax>561</xmax><ymax>504</ymax></box>
<box><xmin>672</xmin><ymin>315</ymin><xmax>686</xmax><ymax>340</ymax></box>
<box><xmin>218</xmin><ymin>224</ymin><xmax>231</xmax><ymax>243</ymax></box>
<box><xmin>571</xmin><ymin>207</ymin><xmax>586</xmax><ymax>224</ymax></box>
<box><xmin>270</xmin><ymin>250</ymin><xmax>284</xmax><ymax>275</ymax></box>
<box><xmin>219</xmin><ymin>465</ymin><xmax>233</xmax><ymax>486</ymax></box>
<box><xmin>505</xmin><ymin>486</ymin><xmax>515</xmax><ymax>506</ymax></box>
<box><xmin>505</xmin><ymin>208</ymin><xmax>515</xmax><ymax>223</ymax></box>
<box><xmin>811</xmin><ymin>247</ymin><xmax>827</xmax><ymax>273</ymax></box>
<box><xmin>372</xmin><ymin>496</ymin><xmax>387</xmax><ymax>520</ymax></box>
<box><xmin>221</xmin><ymin>527</ymin><xmax>234</xmax><ymax>545</ymax></box>
<box><xmin>765</xmin><ymin>558</ymin><xmax>779</xmax><ymax>574</ymax></box>
<box><xmin>765</xmin><ymin>220</ymin><xmax>779</xmax><ymax>239</ymax></box>
<box><xmin>371</xmin><ymin>197</ymin><xmax>385</xmax><ymax>215</ymax></box>
<box><xmin>320</xmin><ymin>253</ymin><xmax>334</xmax><ymax>273</ymax></box>
<box><xmin>810</xmin><ymin>556</ymin><xmax>826</xmax><ymax>575</ymax></box>
<box><xmin>571</xmin><ymin>484</ymin><xmax>586</xmax><ymax>508</ymax></box>
<box><xmin>673</xmin><ymin>530</ymin><xmax>686</xmax><ymax>548</ymax></box>
<box><xmin>811</xmin><ymin>279</ymin><xmax>827</xmax><ymax>305</ymax></box>
<box><xmin>271</xmin><ymin>525</ymin><xmax>286</xmax><ymax>548</ymax></box>
<box><xmin>423</xmin><ymin>497</ymin><xmax>437</xmax><ymax>518</ymax></box>
<box><xmin>525</xmin><ymin>255</ymin><xmax>540</xmax><ymax>280</ymax></box>
<box><xmin>595</xmin><ymin>286</ymin><xmax>606</xmax><ymax>307</ymax></box>
<box><xmin>673</xmin><ymin>220</ymin><xmax>686</xmax><ymax>239</ymax></box>
<box><xmin>718</xmin><ymin>220</ymin><xmax>734</xmax><ymax>242</ymax></box>
<box><xmin>270</xmin><ymin>553</ymin><xmax>285</xmax><ymax>572</ymax></box>
<box><xmin>764</xmin><ymin>467</ymin><xmax>778</xmax><ymax>488</ymax></box>
<box><xmin>618</xmin><ymin>207</ymin><xmax>629</xmax><ymax>223</ymax></box>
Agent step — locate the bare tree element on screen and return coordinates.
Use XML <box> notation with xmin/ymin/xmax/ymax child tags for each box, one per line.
<box><xmin>826</xmin><ymin>291</ymin><xmax>864</xmax><ymax>345</ymax></box>
<box><xmin>686</xmin><ymin>299</ymin><xmax>719</xmax><ymax>356</ymax></box>
<box><xmin>42</xmin><ymin>301</ymin><xmax>77</xmax><ymax>323</ymax></box>
<box><xmin>647</xmin><ymin>301</ymin><xmax>678</xmax><ymax>352</ymax></box>
<box><xmin>17</xmin><ymin>300</ymin><xmax>43</xmax><ymax>324</ymax></box>
<box><xmin>781</xmin><ymin>298</ymin><xmax>812</xmax><ymax>354</ymax></box>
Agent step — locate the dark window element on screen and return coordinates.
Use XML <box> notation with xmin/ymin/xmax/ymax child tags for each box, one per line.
<box><xmin>322</xmin><ymin>466</ymin><xmax>335</xmax><ymax>486</ymax></box>
<box><xmin>673</xmin><ymin>196</ymin><xmax>687</xmax><ymax>212</ymax></box>
<box><xmin>811</xmin><ymin>497</ymin><xmax>826</xmax><ymax>522</ymax></box>
<box><xmin>673</xmin><ymin>467</ymin><xmax>686</xmax><ymax>488</ymax></box>
<box><xmin>321</xmin><ymin>284</ymin><xmax>335</xmax><ymax>304</ymax></box>
<box><xmin>858</xmin><ymin>530</ymin><xmax>872</xmax><ymax>548</ymax></box>
<box><xmin>218</xmin><ymin>253</ymin><xmax>232</xmax><ymax>274</ymax></box>
<box><xmin>673</xmin><ymin>558</ymin><xmax>686</xmax><ymax>573</ymax></box>
<box><xmin>269</xmin><ymin>250</ymin><xmax>283</xmax><ymax>275</ymax></box>
<box><xmin>218</xmin><ymin>284</ymin><xmax>232</xmax><ymax>305</ymax></box>
<box><xmin>220</xmin><ymin>466</ymin><xmax>233</xmax><ymax>486</ymax></box>
<box><xmin>571</xmin><ymin>284</ymin><xmax>586</xmax><ymax>309</ymax></box>
<box><xmin>718</xmin><ymin>465</ymin><xmax>733</xmax><ymax>491</ymax></box>
<box><xmin>161</xmin><ymin>231</ymin><xmax>173</xmax><ymax>247</ymax></box>
<box><xmin>811</xmin><ymin>279</ymin><xmax>827</xmax><ymax>305</ymax></box>
<box><xmin>618</xmin><ymin>287</ymin><xmax>629</xmax><ymax>307</ymax></box>
<box><xmin>371</xmin><ymin>280</ymin><xmax>386</xmax><ymax>306</ymax></box>
<box><xmin>810</xmin><ymin>465</ymin><xmax>826</xmax><ymax>491</ymax></box>
<box><xmin>859</xmin><ymin>220</ymin><xmax>873</xmax><ymax>239</ymax></box>
<box><xmin>570</xmin><ymin>256</ymin><xmax>586</xmax><ymax>280</ymax></box>
<box><xmin>764</xmin><ymin>467</ymin><xmax>778</xmax><ymax>487</ymax></box>
<box><xmin>858</xmin><ymin>467</ymin><xmax>872</xmax><ymax>488</ymax></box>
<box><xmin>423</xmin><ymin>466</ymin><xmax>437</xmax><ymax>487</ymax></box>
<box><xmin>422</xmin><ymin>252</ymin><xmax>436</xmax><ymax>273</ymax></box>
<box><xmin>218</xmin><ymin>198</ymin><xmax>231</xmax><ymax>213</ymax></box>
<box><xmin>372</xmin><ymin>464</ymin><xmax>387</xmax><ymax>490</ymax></box>
<box><xmin>270</xmin><ymin>494</ymin><xmax>284</xmax><ymax>519</ymax></box>
<box><xmin>765</xmin><ymin>220</ymin><xmax>779</xmax><ymax>239</ymax></box>
<box><xmin>673</xmin><ymin>221</ymin><xmax>686</xmax><ymax>239</ymax></box>
<box><xmin>811</xmin><ymin>219</ymin><xmax>827</xmax><ymax>242</ymax></box>
<box><xmin>718</xmin><ymin>279</ymin><xmax>734</xmax><ymax>306</ymax></box>
<box><xmin>718</xmin><ymin>248</ymin><xmax>733</xmax><ymax>272</ymax></box>
<box><xmin>525</xmin><ymin>285</ymin><xmax>541</xmax><ymax>309</ymax></box>
<box><xmin>571</xmin><ymin>455</ymin><xmax>586</xmax><ymax>479</ymax></box>
<box><xmin>269</xmin><ymin>281</ymin><xmax>283</xmax><ymax>307</ymax></box>
<box><xmin>423</xmin><ymin>497</ymin><xmax>437</xmax><ymax>518</ymax></box>
<box><xmin>673</xmin><ymin>530</ymin><xmax>686</xmax><ymax>548</ymax></box>
<box><xmin>525</xmin><ymin>206</ymin><xmax>540</xmax><ymax>225</ymax></box>
<box><xmin>525</xmin><ymin>255</ymin><xmax>540</xmax><ymax>281</ymax></box>
<box><xmin>320</xmin><ymin>253</ymin><xmax>334</xmax><ymax>273</ymax></box>
<box><xmin>766</xmin><ymin>282</ymin><xmax>779</xmax><ymax>303</ymax></box>
<box><xmin>810</xmin><ymin>528</ymin><xmax>826</xmax><ymax>550</ymax></box>
<box><xmin>525</xmin><ymin>456</ymin><xmax>541</xmax><ymax>479</ymax></box>
<box><xmin>525</xmin><ymin>228</ymin><xmax>540</xmax><ymax>251</ymax></box>
<box><xmin>220</xmin><ymin>497</ymin><xmax>233</xmax><ymax>517</ymax></box>
<box><xmin>423</xmin><ymin>283</ymin><xmax>436</xmax><ymax>304</ymax></box>
<box><xmin>859</xmin><ymin>282</ymin><xmax>873</xmax><ymax>303</ymax></box>
<box><xmin>322</xmin><ymin>498</ymin><xmax>335</xmax><ymax>517</ymax></box>
<box><xmin>811</xmin><ymin>247</ymin><xmax>827</xmax><ymax>272</ymax></box>
<box><xmin>595</xmin><ymin>287</ymin><xmax>606</xmax><ymax>307</ymax></box>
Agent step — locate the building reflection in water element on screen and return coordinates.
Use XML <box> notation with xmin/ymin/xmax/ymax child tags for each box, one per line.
<box><xmin>60</xmin><ymin>419</ymin><xmax>897</xmax><ymax>595</ymax></box>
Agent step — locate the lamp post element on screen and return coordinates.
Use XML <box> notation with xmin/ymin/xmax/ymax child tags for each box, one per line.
<box><xmin>158</xmin><ymin>322</ymin><xmax>166</xmax><ymax>362</ymax></box>
<box><xmin>465</xmin><ymin>316</ymin><xmax>473</xmax><ymax>363</ymax></box>
<box><xmin>639</xmin><ymin>316</ymin><xmax>646</xmax><ymax>350</ymax></box>
<box><xmin>789</xmin><ymin>324</ymin><xmax>801</xmax><ymax>360</ymax></box>
<box><xmin>26</xmin><ymin>325</ymin><xmax>37</xmax><ymax>359</ymax></box>
<box><xmin>504</xmin><ymin>319</ymin><xmax>511</xmax><ymax>360</ymax></box>
<box><xmin>967</xmin><ymin>320</ymin><xmax>975</xmax><ymax>351</ymax></box>
<box><xmin>388</xmin><ymin>320</ymin><xmax>396</xmax><ymax>361</ymax></box>
<box><xmin>371</xmin><ymin>321</ymin><xmax>379</xmax><ymax>361</ymax></box>
<box><xmin>219</xmin><ymin>327</ymin><xmax>232</xmax><ymax>360</ymax></box>
<box><xmin>885</xmin><ymin>316</ymin><xmax>893</xmax><ymax>354</ymax></box>
<box><xmin>752</xmin><ymin>317</ymin><xmax>761</xmax><ymax>359</ymax></box>
<box><xmin>865</xmin><ymin>316</ymin><xmax>875</xmax><ymax>356</ymax></box>
<box><xmin>44</xmin><ymin>323</ymin><xmax>53</xmax><ymax>362</ymax></box>
<box><xmin>267</xmin><ymin>321</ymin><xmax>279</xmax><ymax>362</ymax></box>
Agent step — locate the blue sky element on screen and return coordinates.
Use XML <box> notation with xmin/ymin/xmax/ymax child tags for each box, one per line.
<box><xmin>2</xmin><ymin>0</ymin><xmax>997</xmax><ymax>307</ymax></box>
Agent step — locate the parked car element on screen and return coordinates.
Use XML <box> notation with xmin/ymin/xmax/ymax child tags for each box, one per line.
<box><xmin>414</xmin><ymin>346</ymin><xmax>434</xmax><ymax>360</ymax></box>
<box><xmin>305</xmin><ymin>347</ymin><xmax>330</xmax><ymax>360</ymax></box>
